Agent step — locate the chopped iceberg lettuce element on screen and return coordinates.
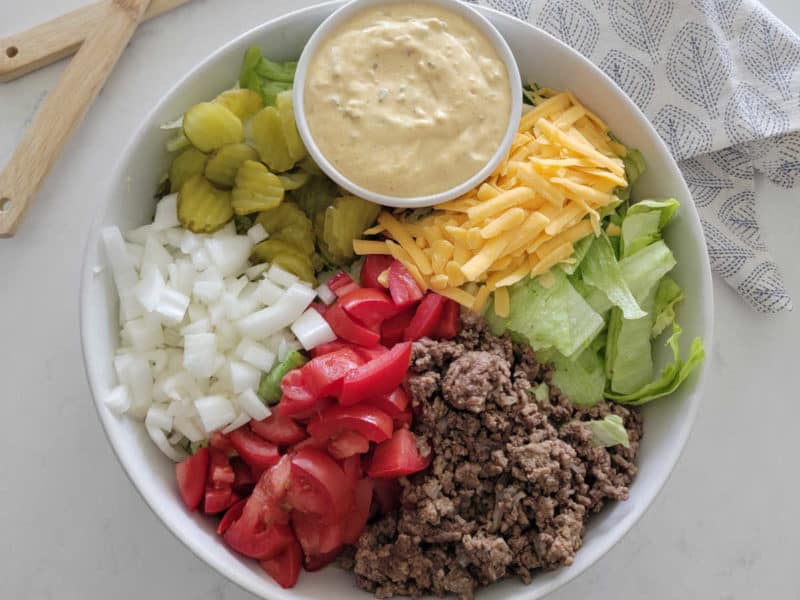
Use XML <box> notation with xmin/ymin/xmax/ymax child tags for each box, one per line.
<box><xmin>585</xmin><ymin>414</ymin><xmax>630</xmax><ymax>448</ymax></box>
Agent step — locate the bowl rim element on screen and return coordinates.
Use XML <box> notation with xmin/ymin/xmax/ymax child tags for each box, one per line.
<box><xmin>291</xmin><ymin>0</ymin><xmax>523</xmax><ymax>208</ymax></box>
<box><xmin>79</xmin><ymin>2</ymin><xmax>714</xmax><ymax>599</ymax></box>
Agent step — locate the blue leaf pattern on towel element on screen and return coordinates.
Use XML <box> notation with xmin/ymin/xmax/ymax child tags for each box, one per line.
<box><xmin>536</xmin><ymin>0</ymin><xmax>600</xmax><ymax>58</ymax></box>
<box><xmin>599</xmin><ymin>49</ymin><xmax>656</xmax><ymax>109</ymax></box>
<box><xmin>485</xmin><ymin>0</ymin><xmax>532</xmax><ymax>20</ymax></box>
<box><xmin>701</xmin><ymin>219</ymin><xmax>754</xmax><ymax>278</ymax></box>
<box><xmin>718</xmin><ymin>190</ymin><xmax>766</xmax><ymax>250</ymax></box>
<box><xmin>608</xmin><ymin>0</ymin><xmax>674</xmax><ymax>62</ymax></box>
<box><xmin>691</xmin><ymin>0</ymin><xmax>742</xmax><ymax>36</ymax></box>
<box><xmin>679</xmin><ymin>157</ymin><xmax>734</xmax><ymax>207</ymax></box>
<box><xmin>652</xmin><ymin>104</ymin><xmax>713</xmax><ymax>160</ymax></box>
<box><xmin>741</xmin><ymin>7</ymin><xmax>800</xmax><ymax>101</ymax></box>
<box><xmin>737</xmin><ymin>262</ymin><xmax>793</xmax><ymax>312</ymax></box>
<box><xmin>710</xmin><ymin>146</ymin><xmax>754</xmax><ymax>179</ymax></box>
<box><xmin>724</xmin><ymin>83</ymin><xmax>790</xmax><ymax>152</ymax></box>
<box><xmin>763</xmin><ymin>132</ymin><xmax>800</xmax><ymax>189</ymax></box>
<box><xmin>667</xmin><ymin>22</ymin><xmax>732</xmax><ymax>118</ymax></box>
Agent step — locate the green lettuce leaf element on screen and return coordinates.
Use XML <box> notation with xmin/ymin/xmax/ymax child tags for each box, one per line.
<box><xmin>538</xmin><ymin>346</ymin><xmax>606</xmax><ymax>407</ymax></box>
<box><xmin>605</xmin><ymin>324</ymin><xmax>705</xmax><ymax>405</ymax></box>
<box><xmin>239</xmin><ymin>46</ymin><xmax>297</xmax><ymax>105</ymax></box>
<box><xmin>652</xmin><ymin>276</ymin><xmax>685</xmax><ymax>337</ymax></box>
<box><xmin>606</xmin><ymin>287</ymin><xmax>657</xmax><ymax>394</ymax></box>
<box><xmin>621</xmin><ymin>198</ymin><xmax>679</xmax><ymax>258</ymax></box>
<box><xmin>585</xmin><ymin>414</ymin><xmax>630</xmax><ymax>448</ymax></box>
<box><xmin>560</xmin><ymin>235</ymin><xmax>595</xmax><ymax>275</ymax></box>
<box><xmin>581</xmin><ymin>233</ymin><xmax>646</xmax><ymax>320</ymax></box>
<box><xmin>614</xmin><ymin>147</ymin><xmax>646</xmax><ymax>202</ymax></box>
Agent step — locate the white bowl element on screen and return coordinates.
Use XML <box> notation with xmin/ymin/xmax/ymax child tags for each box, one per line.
<box><xmin>292</xmin><ymin>0</ymin><xmax>523</xmax><ymax>208</ymax></box>
<box><xmin>80</xmin><ymin>2</ymin><xmax>714</xmax><ymax>599</ymax></box>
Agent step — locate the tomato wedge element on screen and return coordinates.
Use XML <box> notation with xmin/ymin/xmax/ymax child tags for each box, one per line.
<box><xmin>308</xmin><ymin>404</ymin><xmax>393</xmax><ymax>443</ymax></box>
<box><xmin>367</xmin><ymin>429</ymin><xmax>431</xmax><ymax>479</ymax></box>
<box><xmin>404</xmin><ymin>292</ymin><xmax>446</xmax><ymax>341</ymax></box>
<box><xmin>204</xmin><ymin>487</ymin><xmax>234</xmax><ymax>514</ymax></box>
<box><xmin>260</xmin><ymin>539</ymin><xmax>302</xmax><ymax>588</ymax></box>
<box><xmin>341</xmin><ymin>479</ymin><xmax>374</xmax><ymax>545</ymax></box>
<box><xmin>288</xmin><ymin>447</ymin><xmax>352</xmax><ymax>520</ymax></box>
<box><xmin>301</xmin><ymin>348</ymin><xmax>363</xmax><ymax>400</ymax></box>
<box><xmin>209</xmin><ymin>431</ymin><xmax>235</xmax><ymax>454</ymax></box>
<box><xmin>217</xmin><ymin>496</ymin><xmax>247</xmax><ymax>535</ymax></box>
<box><xmin>208</xmin><ymin>448</ymin><xmax>235</xmax><ymax>488</ymax></box>
<box><xmin>327</xmin><ymin>430</ymin><xmax>371</xmax><ymax>459</ymax></box>
<box><xmin>324</xmin><ymin>303</ymin><xmax>381</xmax><ymax>347</ymax></box>
<box><xmin>372</xmin><ymin>478</ymin><xmax>401</xmax><ymax>515</ymax></box>
<box><xmin>339</xmin><ymin>342</ymin><xmax>412</xmax><ymax>406</ymax></box>
<box><xmin>278</xmin><ymin>369</ymin><xmax>318</xmax><ymax>417</ymax></box>
<box><xmin>176</xmin><ymin>447</ymin><xmax>209</xmax><ymax>512</ymax></box>
<box><xmin>228</xmin><ymin>427</ymin><xmax>280</xmax><ymax>470</ymax></box>
<box><xmin>435</xmin><ymin>299</ymin><xmax>461</xmax><ymax>339</ymax></box>
<box><xmin>380</xmin><ymin>308</ymin><xmax>414</xmax><ymax>346</ymax></box>
<box><xmin>366</xmin><ymin>387</ymin><xmax>409</xmax><ymax>416</ymax></box>
<box><xmin>360</xmin><ymin>255</ymin><xmax>393</xmax><ymax>289</ymax></box>
<box><xmin>250</xmin><ymin>414</ymin><xmax>307</xmax><ymax>446</ymax></box>
<box><xmin>326</xmin><ymin>271</ymin><xmax>360</xmax><ymax>298</ymax></box>
<box><xmin>291</xmin><ymin>510</ymin><xmax>343</xmax><ymax>557</ymax></box>
<box><xmin>388</xmin><ymin>260</ymin><xmax>423</xmax><ymax>308</ymax></box>
<box><xmin>393</xmin><ymin>408</ymin><xmax>413</xmax><ymax>430</ymax></box>
<box><xmin>309</xmin><ymin>340</ymin><xmax>351</xmax><ymax>357</ymax></box>
<box><xmin>230</xmin><ymin>457</ymin><xmax>256</xmax><ymax>495</ymax></box>
<box><xmin>339</xmin><ymin>288</ymin><xmax>397</xmax><ymax>328</ymax></box>
<box><xmin>341</xmin><ymin>454</ymin><xmax>363</xmax><ymax>483</ymax></box>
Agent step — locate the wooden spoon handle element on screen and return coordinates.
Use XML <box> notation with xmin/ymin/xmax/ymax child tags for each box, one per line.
<box><xmin>0</xmin><ymin>0</ymin><xmax>189</xmax><ymax>83</ymax></box>
<box><xmin>0</xmin><ymin>0</ymin><xmax>152</xmax><ymax>237</ymax></box>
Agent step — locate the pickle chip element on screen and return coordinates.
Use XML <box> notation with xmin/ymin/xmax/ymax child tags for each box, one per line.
<box><xmin>214</xmin><ymin>89</ymin><xmax>264</xmax><ymax>121</ymax></box>
<box><xmin>183</xmin><ymin>102</ymin><xmax>244</xmax><ymax>152</ymax></box>
<box><xmin>277</xmin><ymin>170</ymin><xmax>311</xmax><ymax>191</ymax></box>
<box><xmin>232</xmin><ymin>160</ymin><xmax>284</xmax><ymax>215</ymax></box>
<box><xmin>249</xmin><ymin>106</ymin><xmax>294</xmax><ymax>172</ymax></box>
<box><xmin>317</xmin><ymin>195</ymin><xmax>381</xmax><ymax>263</ymax></box>
<box><xmin>169</xmin><ymin>147</ymin><xmax>208</xmax><ymax>193</ymax></box>
<box><xmin>206</xmin><ymin>143</ymin><xmax>259</xmax><ymax>188</ymax></box>
<box><xmin>250</xmin><ymin>241</ymin><xmax>315</xmax><ymax>282</ymax></box>
<box><xmin>256</xmin><ymin>203</ymin><xmax>315</xmax><ymax>256</ymax></box>
<box><xmin>178</xmin><ymin>174</ymin><xmax>234</xmax><ymax>233</ymax></box>
<box><xmin>275</xmin><ymin>90</ymin><xmax>307</xmax><ymax>163</ymax></box>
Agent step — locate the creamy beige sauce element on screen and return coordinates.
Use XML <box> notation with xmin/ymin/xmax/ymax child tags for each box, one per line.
<box><xmin>304</xmin><ymin>2</ymin><xmax>512</xmax><ymax>197</ymax></box>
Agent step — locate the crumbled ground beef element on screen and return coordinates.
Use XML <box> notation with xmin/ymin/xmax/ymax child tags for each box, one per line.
<box><xmin>349</xmin><ymin>312</ymin><xmax>643</xmax><ymax>599</ymax></box>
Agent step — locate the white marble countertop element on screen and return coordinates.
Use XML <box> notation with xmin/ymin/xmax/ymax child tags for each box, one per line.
<box><xmin>1</xmin><ymin>1</ymin><xmax>798</xmax><ymax>598</ymax></box>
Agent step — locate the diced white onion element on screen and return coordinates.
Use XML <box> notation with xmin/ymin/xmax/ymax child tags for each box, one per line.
<box><xmin>125</xmin><ymin>224</ymin><xmax>155</xmax><ymax>246</ymax></box>
<box><xmin>235</xmin><ymin>338</ymin><xmax>275</xmax><ymax>372</ymax></box>
<box><xmin>145</xmin><ymin>404</ymin><xmax>173</xmax><ymax>431</ymax></box>
<box><xmin>222</xmin><ymin>411</ymin><xmax>252</xmax><ymax>434</ymax></box>
<box><xmin>291</xmin><ymin>308</ymin><xmax>337</xmax><ymax>350</ymax></box>
<box><xmin>168</xmin><ymin>259</ymin><xmax>196</xmax><ymax>297</ymax></box>
<box><xmin>104</xmin><ymin>385</ymin><xmax>131</xmax><ymax>415</ymax></box>
<box><xmin>245</xmin><ymin>263</ymin><xmax>270</xmax><ymax>280</ymax></box>
<box><xmin>282</xmin><ymin>282</ymin><xmax>317</xmax><ymax>311</ymax></box>
<box><xmin>155</xmin><ymin>287</ymin><xmax>190</xmax><ymax>325</ymax></box>
<box><xmin>236</xmin><ymin>302</ymin><xmax>298</xmax><ymax>341</ymax></box>
<box><xmin>144</xmin><ymin>349</ymin><xmax>169</xmax><ymax>376</ymax></box>
<box><xmin>237</xmin><ymin>388</ymin><xmax>271</xmax><ymax>421</ymax></box>
<box><xmin>315</xmin><ymin>283</ymin><xmax>336</xmax><ymax>305</ymax></box>
<box><xmin>267</xmin><ymin>264</ymin><xmax>299</xmax><ymax>287</ymax></box>
<box><xmin>126</xmin><ymin>242</ymin><xmax>144</xmax><ymax>270</ymax></box>
<box><xmin>193</xmin><ymin>280</ymin><xmax>224</xmax><ymax>304</ymax></box>
<box><xmin>152</xmin><ymin>194</ymin><xmax>180</xmax><ymax>231</ymax></box>
<box><xmin>134</xmin><ymin>263</ymin><xmax>166</xmax><ymax>312</ymax></box>
<box><xmin>254</xmin><ymin>278</ymin><xmax>284</xmax><ymax>306</ymax></box>
<box><xmin>180</xmin><ymin>230</ymin><xmax>202</xmax><ymax>254</ymax></box>
<box><xmin>227</xmin><ymin>276</ymin><xmax>249</xmax><ymax>298</ymax></box>
<box><xmin>230</xmin><ymin>360</ymin><xmax>261</xmax><ymax>394</ymax></box>
<box><xmin>191</xmin><ymin>246</ymin><xmax>211</xmax><ymax>271</ymax></box>
<box><xmin>173</xmin><ymin>415</ymin><xmax>205</xmax><ymax>443</ymax></box>
<box><xmin>180</xmin><ymin>318</ymin><xmax>211</xmax><ymax>335</ymax></box>
<box><xmin>142</xmin><ymin>236</ymin><xmax>172</xmax><ymax>277</ymax></box>
<box><xmin>194</xmin><ymin>395</ymin><xmax>236</xmax><ymax>433</ymax></box>
<box><xmin>113</xmin><ymin>353</ymin><xmax>153</xmax><ymax>419</ymax></box>
<box><xmin>215</xmin><ymin>319</ymin><xmax>239</xmax><ymax>351</ymax></box>
<box><xmin>278</xmin><ymin>337</ymin><xmax>289</xmax><ymax>361</ymax></box>
<box><xmin>187</xmin><ymin>302</ymin><xmax>209</xmax><ymax>322</ymax></box>
<box><xmin>123</xmin><ymin>313</ymin><xmax>164</xmax><ymax>352</ymax></box>
<box><xmin>183</xmin><ymin>333</ymin><xmax>218</xmax><ymax>378</ymax></box>
<box><xmin>247</xmin><ymin>222</ymin><xmax>269</xmax><ymax>244</ymax></box>
<box><xmin>102</xmin><ymin>226</ymin><xmax>139</xmax><ymax>293</ymax></box>
<box><xmin>146</xmin><ymin>424</ymin><xmax>188</xmax><ymax>462</ymax></box>
<box><xmin>205</xmin><ymin>236</ymin><xmax>251</xmax><ymax>277</ymax></box>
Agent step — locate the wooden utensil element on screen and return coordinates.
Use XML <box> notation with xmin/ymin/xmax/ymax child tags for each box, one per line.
<box><xmin>0</xmin><ymin>0</ymin><xmax>189</xmax><ymax>83</ymax></box>
<box><xmin>0</xmin><ymin>0</ymin><xmax>152</xmax><ymax>237</ymax></box>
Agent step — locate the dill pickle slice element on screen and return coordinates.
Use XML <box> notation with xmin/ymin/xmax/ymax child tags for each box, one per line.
<box><xmin>231</xmin><ymin>160</ymin><xmax>284</xmax><ymax>215</ymax></box>
<box><xmin>178</xmin><ymin>174</ymin><xmax>234</xmax><ymax>233</ymax></box>
<box><xmin>169</xmin><ymin>147</ymin><xmax>208</xmax><ymax>193</ymax></box>
<box><xmin>256</xmin><ymin>203</ymin><xmax>315</xmax><ymax>256</ymax></box>
<box><xmin>183</xmin><ymin>102</ymin><xmax>243</xmax><ymax>152</ymax></box>
<box><xmin>250</xmin><ymin>240</ymin><xmax>315</xmax><ymax>282</ymax></box>
<box><xmin>205</xmin><ymin>143</ymin><xmax>259</xmax><ymax>188</ymax></box>
<box><xmin>166</xmin><ymin>130</ymin><xmax>191</xmax><ymax>153</ymax></box>
<box><xmin>249</xmin><ymin>106</ymin><xmax>294</xmax><ymax>172</ymax></box>
<box><xmin>272</xmin><ymin>252</ymin><xmax>315</xmax><ymax>283</ymax></box>
<box><xmin>319</xmin><ymin>195</ymin><xmax>381</xmax><ymax>263</ymax></box>
<box><xmin>275</xmin><ymin>90</ymin><xmax>307</xmax><ymax>162</ymax></box>
<box><xmin>277</xmin><ymin>170</ymin><xmax>311</xmax><ymax>191</ymax></box>
<box><xmin>214</xmin><ymin>89</ymin><xmax>264</xmax><ymax>121</ymax></box>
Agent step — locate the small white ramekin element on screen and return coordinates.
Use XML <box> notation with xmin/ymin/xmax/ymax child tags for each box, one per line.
<box><xmin>292</xmin><ymin>0</ymin><xmax>523</xmax><ymax>209</ymax></box>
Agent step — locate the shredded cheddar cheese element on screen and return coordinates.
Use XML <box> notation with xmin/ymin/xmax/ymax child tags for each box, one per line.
<box><xmin>352</xmin><ymin>87</ymin><xmax>629</xmax><ymax>312</ymax></box>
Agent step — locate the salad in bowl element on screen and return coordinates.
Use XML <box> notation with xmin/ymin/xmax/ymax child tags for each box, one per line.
<box><xmin>81</xmin><ymin>1</ymin><xmax>713</xmax><ymax>599</ymax></box>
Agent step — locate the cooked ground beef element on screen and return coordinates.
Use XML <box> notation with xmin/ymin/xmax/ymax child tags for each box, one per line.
<box><xmin>348</xmin><ymin>313</ymin><xmax>643</xmax><ymax>599</ymax></box>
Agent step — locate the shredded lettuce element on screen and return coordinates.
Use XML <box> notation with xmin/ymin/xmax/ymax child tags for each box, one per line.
<box><xmin>621</xmin><ymin>198</ymin><xmax>679</xmax><ymax>258</ymax></box>
<box><xmin>585</xmin><ymin>414</ymin><xmax>630</xmax><ymax>448</ymax></box>
<box><xmin>581</xmin><ymin>234</ymin><xmax>646</xmax><ymax>320</ymax></box>
<box><xmin>652</xmin><ymin>276</ymin><xmax>685</xmax><ymax>337</ymax></box>
<box><xmin>538</xmin><ymin>346</ymin><xmax>606</xmax><ymax>407</ymax></box>
<box><xmin>606</xmin><ymin>287</ymin><xmax>657</xmax><ymax>394</ymax></box>
<box><xmin>239</xmin><ymin>46</ymin><xmax>297</xmax><ymax>105</ymax></box>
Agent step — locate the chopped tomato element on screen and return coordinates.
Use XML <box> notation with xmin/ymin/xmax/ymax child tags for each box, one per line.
<box><xmin>216</xmin><ymin>496</ymin><xmax>247</xmax><ymax>535</ymax></box>
<box><xmin>260</xmin><ymin>539</ymin><xmax>302</xmax><ymax>588</ymax></box>
<box><xmin>327</xmin><ymin>430</ymin><xmax>371</xmax><ymax>459</ymax></box>
<box><xmin>308</xmin><ymin>404</ymin><xmax>394</xmax><ymax>443</ymax></box>
<box><xmin>209</xmin><ymin>431</ymin><xmax>235</xmax><ymax>454</ymax></box>
<box><xmin>309</xmin><ymin>301</ymin><xmax>329</xmax><ymax>316</ymax></box>
<box><xmin>326</xmin><ymin>271</ymin><xmax>360</xmax><ymax>298</ymax></box>
<box><xmin>341</xmin><ymin>454</ymin><xmax>363</xmax><ymax>483</ymax></box>
<box><xmin>286</xmin><ymin>397</ymin><xmax>335</xmax><ymax>422</ymax></box>
<box><xmin>366</xmin><ymin>387</ymin><xmax>409</xmax><ymax>416</ymax></box>
<box><xmin>388</xmin><ymin>260</ymin><xmax>423</xmax><ymax>308</ymax></box>
<box><xmin>372</xmin><ymin>478</ymin><xmax>401</xmax><ymax>515</ymax></box>
<box><xmin>339</xmin><ymin>342</ymin><xmax>412</xmax><ymax>406</ymax></box>
<box><xmin>225</xmin><ymin>519</ymin><xmax>294</xmax><ymax>559</ymax></box>
<box><xmin>204</xmin><ymin>486</ymin><xmax>234</xmax><ymax>514</ymax></box>
<box><xmin>230</xmin><ymin>457</ymin><xmax>256</xmax><ymax>495</ymax></box>
<box><xmin>304</xmin><ymin>548</ymin><xmax>343</xmax><ymax>572</ymax></box>
<box><xmin>435</xmin><ymin>299</ymin><xmax>461</xmax><ymax>339</ymax></box>
<box><xmin>339</xmin><ymin>288</ymin><xmax>397</xmax><ymax>327</ymax></box>
<box><xmin>291</xmin><ymin>510</ymin><xmax>343</xmax><ymax>557</ymax></box>
<box><xmin>228</xmin><ymin>427</ymin><xmax>280</xmax><ymax>470</ymax></box>
<box><xmin>302</xmin><ymin>348</ymin><xmax>363</xmax><ymax>399</ymax></box>
<box><xmin>324</xmin><ymin>304</ymin><xmax>381</xmax><ymax>347</ymax></box>
<box><xmin>278</xmin><ymin>369</ymin><xmax>318</xmax><ymax>417</ymax></box>
<box><xmin>393</xmin><ymin>408</ymin><xmax>412</xmax><ymax>430</ymax></box>
<box><xmin>360</xmin><ymin>255</ymin><xmax>394</xmax><ymax>289</ymax></box>
<box><xmin>351</xmin><ymin>343</ymin><xmax>389</xmax><ymax>362</ymax></box>
<box><xmin>368</xmin><ymin>429</ymin><xmax>430</xmax><ymax>479</ymax></box>
<box><xmin>404</xmin><ymin>292</ymin><xmax>446</xmax><ymax>341</ymax></box>
<box><xmin>250</xmin><ymin>414</ymin><xmax>307</xmax><ymax>446</ymax></box>
<box><xmin>341</xmin><ymin>479</ymin><xmax>374</xmax><ymax>544</ymax></box>
<box><xmin>380</xmin><ymin>308</ymin><xmax>413</xmax><ymax>346</ymax></box>
<box><xmin>309</xmin><ymin>340</ymin><xmax>352</xmax><ymax>357</ymax></box>
<box><xmin>288</xmin><ymin>447</ymin><xmax>352</xmax><ymax>519</ymax></box>
<box><xmin>208</xmin><ymin>448</ymin><xmax>235</xmax><ymax>488</ymax></box>
<box><xmin>175</xmin><ymin>447</ymin><xmax>209</xmax><ymax>512</ymax></box>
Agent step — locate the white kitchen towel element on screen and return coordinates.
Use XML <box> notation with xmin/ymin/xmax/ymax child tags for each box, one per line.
<box><xmin>468</xmin><ymin>0</ymin><xmax>798</xmax><ymax>312</ymax></box>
